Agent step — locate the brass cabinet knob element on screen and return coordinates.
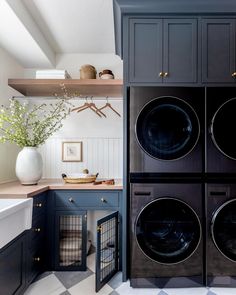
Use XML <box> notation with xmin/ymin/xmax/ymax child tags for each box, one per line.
<box><xmin>232</xmin><ymin>72</ymin><xmax>236</xmax><ymax>78</ymax></box>
<box><xmin>159</xmin><ymin>72</ymin><xmax>164</xmax><ymax>77</ymax></box>
<box><xmin>34</xmin><ymin>228</ymin><xmax>41</xmax><ymax>232</ymax></box>
<box><xmin>101</xmin><ymin>198</ymin><xmax>107</xmax><ymax>203</ymax></box>
<box><xmin>163</xmin><ymin>72</ymin><xmax>169</xmax><ymax>77</ymax></box>
<box><xmin>34</xmin><ymin>257</ymin><xmax>40</xmax><ymax>262</ymax></box>
<box><xmin>36</xmin><ymin>203</ymin><xmax>42</xmax><ymax>207</ymax></box>
<box><xmin>68</xmin><ymin>197</ymin><xmax>74</xmax><ymax>203</ymax></box>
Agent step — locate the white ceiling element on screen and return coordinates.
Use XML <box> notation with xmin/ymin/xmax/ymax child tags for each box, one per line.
<box><xmin>0</xmin><ymin>0</ymin><xmax>115</xmax><ymax>68</ymax></box>
<box><xmin>23</xmin><ymin>0</ymin><xmax>115</xmax><ymax>54</ymax></box>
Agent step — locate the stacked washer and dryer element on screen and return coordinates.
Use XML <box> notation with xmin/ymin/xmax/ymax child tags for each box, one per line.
<box><xmin>129</xmin><ymin>86</ymin><xmax>236</xmax><ymax>288</ymax></box>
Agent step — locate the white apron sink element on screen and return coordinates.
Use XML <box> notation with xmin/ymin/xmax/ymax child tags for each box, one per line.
<box><xmin>0</xmin><ymin>198</ymin><xmax>33</xmax><ymax>249</ymax></box>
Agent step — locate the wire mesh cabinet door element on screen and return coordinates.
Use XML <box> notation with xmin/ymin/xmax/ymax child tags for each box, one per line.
<box><xmin>55</xmin><ymin>210</ymin><xmax>87</xmax><ymax>271</ymax></box>
<box><xmin>96</xmin><ymin>211</ymin><xmax>119</xmax><ymax>292</ymax></box>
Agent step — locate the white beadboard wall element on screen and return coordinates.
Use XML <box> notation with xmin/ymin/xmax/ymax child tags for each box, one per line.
<box><xmin>34</xmin><ymin>98</ymin><xmax>123</xmax><ymax>179</ymax></box>
<box><xmin>38</xmin><ymin>137</ymin><xmax>122</xmax><ymax>179</ymax></box>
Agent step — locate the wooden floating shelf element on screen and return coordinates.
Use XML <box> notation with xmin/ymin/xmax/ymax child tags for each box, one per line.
<box><xmin>8</xmin><ymin>79</ymin><xmax>123</xmax><ymax>97</ymax></box>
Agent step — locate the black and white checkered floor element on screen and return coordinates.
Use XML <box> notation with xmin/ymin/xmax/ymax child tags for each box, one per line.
<box><xmin>23</xmin><ymin>253</ymin><xmax>235</xmax><ymax>295</ymax></box>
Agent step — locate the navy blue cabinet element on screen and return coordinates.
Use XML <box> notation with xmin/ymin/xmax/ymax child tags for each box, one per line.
<box><xmin>0</xmin><ymin>233</ymin><xmax>26</xmax><ymax>295</ymax></box>
<box><xmin>129</xmin><ymin>19</ymin><xmax>163</xmax><ymax>83</ymax></box>
<box><xmin>0</xmin><ymin>192</ymin><xmax>47</xmax><ymax>295</ymax></box>
<box><xmin>202</xmin><ymin>18</ymin><xmax>236</xmax><ymax>83</ymax></box>
<box><xmin>50</xmin><ymin>190</ymin><xmax>121</xmax><ymax>268</ymax></box>
<box><xmin>128</xmin><ymin>18</ymin><xmax>198</xmax><ymax>84</ymax></box>
<box><xmin>26</xmin><ymin>192</ymin><xmax>47</xmax><ymax>284</ymax></box>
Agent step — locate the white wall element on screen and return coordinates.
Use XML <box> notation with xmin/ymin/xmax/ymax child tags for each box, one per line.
<box><xmin>37</xmin><ymin>98</ymin><xmax>123</xmax><ymax>179</ymax></box>
<box><xmin>0</xmin><ymin>47</ymin><xmax>24</xmax><ymax>183</ymax></box>
<box><xmin>24</xmin><ymin>53</ymin><xmax>123</xmax><ymax>79</ymax></box>
<box><xmin>26</xmin><ymin>53</ymin><xmax>123</xmax><ymax>179</ymax></box>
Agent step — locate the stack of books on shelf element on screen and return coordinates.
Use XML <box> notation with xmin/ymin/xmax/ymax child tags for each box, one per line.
<box><xmin>36</xmin><ymin>69</ymin><xmax>71</xmax><ymax>79</ymax></box>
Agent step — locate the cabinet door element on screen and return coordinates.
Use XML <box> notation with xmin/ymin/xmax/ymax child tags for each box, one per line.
<box><xmin>54</xmin><ymin>211</ymin><xmax>87</xmax><ymax>271</ymax></box>
<box><xmin>0</xmin><ymin>234</ymin><xmax>26</xmax><ymax>295</ymax></box>
<box><xmin>96</xmin><ymin>211</ymin><xmax>119</xmax><ymax>292</ymax></box>
<box><xmin>202</xmin><ymin>19</ymin><xmax>236</xmax><ymax>83</ymax></box>
<box><xmin>129</xmin><ymin>18</ymin><xmax>163</xmax><ymax>83</ymax></box>
<box><xmin>163</xmin><ymin>19</ymin><xmax>198</xmax><ymax>83</ymax></box>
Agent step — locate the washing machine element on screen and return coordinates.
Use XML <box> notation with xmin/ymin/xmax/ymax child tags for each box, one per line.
<box><xmin>207</xmin><ymin>87</ymin><xmax>236</xmax><ymax>174</ymax></box>
<box><xmin>130</xmin><ymin>182</ymin><xmax>203</xmax><ymax>288</ymax></box>
<box><xmin>207</xmin><ymin>183</ymin><xmax>236</xmax><ymax>287</ymax></box>
<box><xmin>129</xmin><ymin>87</ymin><xmax>205</xmax><ymax>174</ymax></box>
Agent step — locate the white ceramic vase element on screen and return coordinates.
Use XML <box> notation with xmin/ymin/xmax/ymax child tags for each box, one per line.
<box><xmin>15</xmin><ymin>147</ymin><xmax>43</xmax><ymax>185</ymax></box>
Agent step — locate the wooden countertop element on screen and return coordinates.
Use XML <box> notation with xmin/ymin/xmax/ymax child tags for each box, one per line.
<box><xmin>0</xmin><ymin>179</ymin><xmax>123</xmax><ymax>198</ymax></box>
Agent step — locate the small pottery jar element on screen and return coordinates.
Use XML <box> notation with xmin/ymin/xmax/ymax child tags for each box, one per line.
<box><xmin>80</xmin><ymin>64</ymin><xmax>97</xmax><ymax>79</ymax></box>
<box><xmin>99</xmin><ymin>69</ymin><xmax>114</xmax><ymax>79</ymax></box>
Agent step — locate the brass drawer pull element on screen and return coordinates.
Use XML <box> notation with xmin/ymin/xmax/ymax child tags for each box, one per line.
<box><xmin>34</xmin><ymin>228</ymin><xmax>41</xmax><ymax>232</ymax></box>
<box><xmin>34</xmin><ymin>257</ymin><xmax>40</xmax><ymax>262</ymax></box>
<box><xmin>101</xmin><ymin>198</ymin><xmax>107</xmax><ymax>203</ymax></box>
<box><xmin>163</xmin><ymin>72</ymin><xmax>169</xmax><ymax>77</ymax></box>
<box><xmin>159</xmin><ymin>72</ymin><xmax>164</xmax><ymax>77</ymax></box>
<box><xmin>97</xmin><ymin>225</ymin><xmax>102</xmax><ymax>232</ymax></box>
<box><xmin>232</xmin><ymin>72</ymin><xmax>236</xmax><ymax>78</ymax></box>
<box><xmin>35</xmin><ymin>203</ymin><xmax>42</xmax><ymax>208</ymax></box>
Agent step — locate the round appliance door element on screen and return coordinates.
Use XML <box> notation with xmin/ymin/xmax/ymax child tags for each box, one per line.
<box><xmin>211</xmin><ymin>199</ymin><xmax>236</xmax><ymax>262</ymax></box>
<box><xmin>136</xmin><ymin>96</ymin><xmax>200</xmax><ymax>160</ymax></box>
<box><xmin>135</xmin><ymin>198</ymin><xmax>201</xmax><ymax>264</ymax></box>
<box><xmin>211</xmin><ymin>98</ymin><xmax>236</xmax><ymax>160</ymax></box>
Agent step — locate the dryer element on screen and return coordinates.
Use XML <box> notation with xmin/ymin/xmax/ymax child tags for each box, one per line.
<box><xmin>130</xmin><ymin>182</ymin><xmax>203</xmax><ymax>288</ymax></box>
<box><xmin>207</xmin><ymin>183</ymin><xmax>236</xmax><ymax>287</ymax></box>
<box><xmin>129</xmin><ymin>87</ymin><xmax>205</xmax><ymax>174</ymax></box>
<box><xmin>206</xmin><ymin>87</ymin><xmax>236</xmax><ymax>174</ymax></box>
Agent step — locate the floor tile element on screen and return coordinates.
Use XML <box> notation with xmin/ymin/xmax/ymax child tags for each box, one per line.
<box><xmin>87</xmin><ymin>253</ymin><xmax>96</xmax><ymax>273</ymax></box>
<box><xmin>55</xmin><ymin>269</ymin><xmax>93</xmax><ymax>289</ymax></box>
<box><xmin>68</xmin><ymin>274</ymin><xmax>113</xmax><ymax>295</ymax></box>
<box><xmin>210</xmin><ymin>288</ymin><xmax>236</xmax><ymax>295</ymax></box>
<box><xmin>59</xmin><ymin>291</ymin><xmax>71</xmax><ymax>295</ymax></box>
<box><xmin>162</xmin><ymin>288</ymin><xmax>208</xmax><ymax>295</ymax></box>
<box><xmin>107</xmin><ymin>272</ymin><xmax>123</xmax><ymax>289</ymax></box>
<box><xmin>115</xmin><ymin>281</ymin><xmax>159</xmax><ymax>295</ymax></box>
<box><xmin>24</xmin><ymin>274</ymin><xmax>66</xmax><ymax>295</ymax></box>
<box><xmin>158</xmin><ymin>291</ymin><xmax>169</xmax><ymax>295</ymax></box>
<box><xmin>33</xmin><ymin>271</ymin><xmax>53</xmax><ymax>283</ymax></box>
<box><xmin>109</xmin><ymin>291</ymin><xmax>119</xmax><ymax>295</ymax></box>
<box><xmin>206</xmin><ymin>291</ymin><xmax>217</xmax><ymax>295</ymax></box>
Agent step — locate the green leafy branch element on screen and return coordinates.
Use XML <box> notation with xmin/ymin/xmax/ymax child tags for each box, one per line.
<box><xmin>0</xmin><ymin>98</ymin><xmax>71</xmax><ymax>148</ymax></box>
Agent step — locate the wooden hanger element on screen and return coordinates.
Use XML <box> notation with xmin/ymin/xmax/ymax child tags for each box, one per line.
<box><xmin>90</xmin><ymin>97</ymin><xmax>106</xmax><ymax>118</ymax></box>
<box><xmin>98</xmin><ymin>97</ymin><xmax>121</xmax><ymax>117</ymax></box>
<box><xmin>71</xmin><ymin>97</ymin><xmax>104</xmax><ymax>118</ymax></box>
<box><xmin>71</xmin><ymin>96</ymin><xmax>89</xmax><ymax>112</ymax></box>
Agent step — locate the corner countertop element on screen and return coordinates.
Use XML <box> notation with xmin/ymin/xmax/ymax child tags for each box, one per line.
<box><xmin>0</xmin><ymin>179</ymin><xmax>123</xmax><ymax>198</ymax></box>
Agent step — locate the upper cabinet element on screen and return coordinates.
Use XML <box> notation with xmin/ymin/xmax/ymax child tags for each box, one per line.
<box><xmin>129</xmin><ymin>19</ymin><xmax>163</xmax><ymax>83</ymax></box>
<box><xmin>128</xmin><ymin>18</ymin><xmax>198</xmax><ymax>84</ymax></box>
<box><xmin>202</xmin><ymin>19</ymin><xmax>236</xmax><ymax>83</ymax></box>
<box><xmin>113</xmin><ymin>1</ymin><xmax>236</xmax><ymax>86</ymax></box>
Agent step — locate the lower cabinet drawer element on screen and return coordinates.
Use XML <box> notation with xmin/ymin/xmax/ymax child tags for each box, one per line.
<box><xmin>54</xmin><ymin>191</ymin><xmax>119</xmax><ymax>208</ymax></box>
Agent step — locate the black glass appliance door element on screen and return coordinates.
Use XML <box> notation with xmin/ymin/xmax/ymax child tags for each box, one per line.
<box><xmin>211</xmin><ymin>199</ymin><xmax>236</xmax><ymax>262</ymax></box>
<box><xmin>135</xmin><ymin>198</ymin><xmax>201</xmax><ymax>264</ymax></box>
<box><xmin>211</xmin><ymin>98</ymin><xmax>236</xmax><ymax>160</ymax></box>
<box><xmin>136</xmin><ymin>96</ymin><xmax>200</xmax><ymax>160</ymax></box>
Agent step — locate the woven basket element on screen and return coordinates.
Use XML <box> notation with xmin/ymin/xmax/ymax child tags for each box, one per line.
<box><xmin>63</xmin><ymin>175</ymin><xmax>97</xmax><ymax>184</ymax></box>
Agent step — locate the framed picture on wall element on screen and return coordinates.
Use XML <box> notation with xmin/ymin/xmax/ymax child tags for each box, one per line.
<box><xmin>62</xmin><ymin>141</ymin><xmax>83</xmax><ymax>162</ymax></box>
